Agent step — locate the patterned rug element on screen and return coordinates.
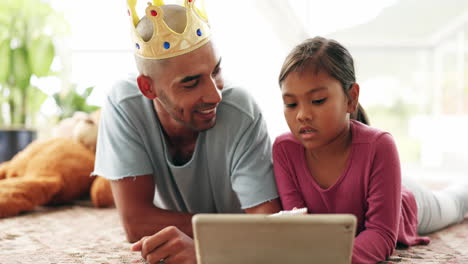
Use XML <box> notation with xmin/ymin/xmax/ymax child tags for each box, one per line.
<box><xmin>0</xmin><ymin>203</ymin><xmax>467</xmax><ymax>264</ymax></box>
<box><xmin>382</xmin><ymin>221</ymin><xmax>468</xmax><ymax>264</ymax></box>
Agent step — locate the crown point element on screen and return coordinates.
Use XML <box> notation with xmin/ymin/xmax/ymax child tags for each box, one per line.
<box><xmin>130</xmin><ymin>0</ymin><xmax>211</xmax><ymax>59</ymax></box>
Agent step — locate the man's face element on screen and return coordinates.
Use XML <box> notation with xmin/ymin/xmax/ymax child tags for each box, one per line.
<box><xmin>152</xmin><ymin>41</ymin><xmax>224</xmax><ymax>132</ymax></box>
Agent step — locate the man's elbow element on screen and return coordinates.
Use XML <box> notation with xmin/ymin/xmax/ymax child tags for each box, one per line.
<box><xmin>121</xmin><ymin>217</ymin><xmax>166</xmax><ymax>243</ymax></box>
<box><xmin>123</xmin><ymin>222</ymin><xmax>145</xmax><ymax>243</ymax></box>
<box><xmin>121</xmin><ymin>216</ymin><xmax>151</xmax><ymax>243</ymax></box>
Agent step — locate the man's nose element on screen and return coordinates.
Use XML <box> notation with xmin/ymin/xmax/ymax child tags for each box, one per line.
<box><xmin>203</xmin><ymin>78</ymin><xmax>222</xmax><ymax>104</ymax></box>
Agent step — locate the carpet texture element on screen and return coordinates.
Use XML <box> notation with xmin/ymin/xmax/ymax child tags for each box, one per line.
<box><xmin>0</xmin><ymin>204</ymin><xmax>467</xmax><ymax>264</ymax></box>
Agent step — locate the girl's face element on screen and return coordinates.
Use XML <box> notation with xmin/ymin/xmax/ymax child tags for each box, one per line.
<box><xmin>281</xmin><ymin>69</ymin><xmax>357</xmax><ymax>150</ymax></box>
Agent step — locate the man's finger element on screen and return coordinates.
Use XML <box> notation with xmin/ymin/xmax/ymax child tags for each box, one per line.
<box><xmin>140</xmin><ymin>226</ymin><xmax>180</xmax><ymax>258</ymax></box>
<box><xmin>131</xmin><ymin>236</ymin><xmax>149</xmax><ymax>251</ymax></box>
<box><xmin>144</xmin><ymin>236</ymin><xmax>178</xmax><ymax>263</ymax></box>
<box><xmin>146</xmin><ymin>232</ymin><xmax>191</xmax><ymax>264</ymax></box>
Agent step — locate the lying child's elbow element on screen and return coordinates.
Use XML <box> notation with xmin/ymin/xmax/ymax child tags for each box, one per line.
<box><xmin>384</xmin><ymin>232</ymin><xmax>398</xmax><ymax>259</ymax></box>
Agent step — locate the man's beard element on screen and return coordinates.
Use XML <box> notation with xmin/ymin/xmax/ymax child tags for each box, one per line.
<box><xmin>157</xmin><ymin>92</ymin><xmax>217</xmax><ymax>131</ymax></box>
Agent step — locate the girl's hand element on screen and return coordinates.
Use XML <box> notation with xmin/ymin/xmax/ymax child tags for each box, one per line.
<box><xmin>270</xmin><ymin>207</ymin><xmax>308</xmax><ymax>216</ymax></box>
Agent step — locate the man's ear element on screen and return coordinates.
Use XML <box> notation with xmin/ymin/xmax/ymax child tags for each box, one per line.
<box><xmin>347</xmin><ymin>83</ymin><xmax>360</xmax><ymax>113</ymax></box>
<box><xmin>137</xmin><ymin>74</ymin><xmax>157</xmax><ymax>100</ymax></box>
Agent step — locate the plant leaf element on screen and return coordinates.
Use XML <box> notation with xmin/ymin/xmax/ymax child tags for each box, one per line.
<box><xmin>28</xmin><ymin>36</ymin><xmax>55</xmax><ymax>77</ymax></box>
<box><xmin>12</xmin><ymin>46</ymin><xmax>31</xmax><ymax>90</ymax></box>
<box><xmin>0</xmin><ymin>39</ymin><xmax>10</xmax><ymax>83</ymax></box>
<box><xmin>82</xmin><ymin>86</ymin><xmax>94</xmax><ymax>98</ymax></box>
<box><xmin>52</xmin><ymin>85</ymin><xmax>99</xmax><ymax>120</ymax></box>
<box><xmin>26</xmin><ymin>85</ymin><xmax>47</xmax><ymax>123</ymax></box>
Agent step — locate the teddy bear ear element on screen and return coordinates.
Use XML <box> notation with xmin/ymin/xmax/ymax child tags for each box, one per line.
<box><xmin>90</xmin><ymin>109</ymin><xmax>101</xmax><ymax>125</ymax></box>
<box><xmin>72</xmin><ymin>111</ymin><xmax>89</xmax><ymax>120</ymax></box>
<box><xmin>72</xmin><ymin>119</ymin><xmax>99</xmax><ymax>153</ymax></box>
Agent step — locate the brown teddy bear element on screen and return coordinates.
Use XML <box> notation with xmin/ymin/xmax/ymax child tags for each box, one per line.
<box><xmin>0</xmin><ymin>111</ymin><xmax>114</xmax><ymax>218</ymax></box>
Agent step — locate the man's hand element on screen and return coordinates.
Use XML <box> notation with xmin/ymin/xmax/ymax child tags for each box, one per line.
<box><xmin>132</xmin><ymin>226</ymin><xmax>196</xmax><ymax>264</ymax></box>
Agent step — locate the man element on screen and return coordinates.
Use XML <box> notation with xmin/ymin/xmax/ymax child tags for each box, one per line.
<box><xmin>93</xmin><ymin>1</ymin><xmax>281</xmax><ymax>263</ymax></box>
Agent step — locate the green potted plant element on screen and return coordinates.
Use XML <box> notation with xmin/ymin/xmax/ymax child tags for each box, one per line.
<box><xmin>53</xmin><ymin>85</ymin><xmax>100</xmax><ymax>121</ymax></box>
<box><xmin>0</xmin><ymin>0</ymin><xmax>67</xmax><ymax>162</ymax></box>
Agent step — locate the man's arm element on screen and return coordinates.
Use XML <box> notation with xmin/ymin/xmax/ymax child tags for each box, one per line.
<box><xmin>113</xmin><ymin>174</ymin><xmax>281</xmax><ymax>243</ymax></box>
<box><xmin>110</xmin><ymin>175</ymin><xmax>193</xmax><ymax>243</ymax></box>
<box><xmin>244</xmin><ymin>199</ymin><xmax>282</xmax><ymax>214</ymax></box>
<box><xmin>130</xmin><ymin>198</ymin><xmax>282</xmax><ymax>264</ymax></box>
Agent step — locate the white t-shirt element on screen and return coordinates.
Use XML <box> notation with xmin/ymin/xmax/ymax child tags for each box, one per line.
<box><xmin>93</xmin><ymin>76</ymin><xmax>278</xmax><ymax>213</ymax></box>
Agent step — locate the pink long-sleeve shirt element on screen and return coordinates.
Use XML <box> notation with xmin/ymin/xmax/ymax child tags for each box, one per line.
<box><xmin>273</xmin><ymin>120</ymin><xmax>430</xmax><ymax>264</ymax></box>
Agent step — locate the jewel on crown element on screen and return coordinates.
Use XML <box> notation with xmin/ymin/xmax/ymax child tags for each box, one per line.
<box><xmin>127</xmin><ymin>0</ymin><xmax>211</xmax><ymax>59</ymax></box>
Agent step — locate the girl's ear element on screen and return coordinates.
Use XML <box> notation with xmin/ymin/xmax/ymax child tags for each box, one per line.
<box><xmin>347</xmin><ymin>83</ymin><xmax>360</xmax><ymax>113</ymax></box>
<box><xmin>137</xmin><ymin>75</ymin><xmax>157</xmax><ymax>100</ymax></box>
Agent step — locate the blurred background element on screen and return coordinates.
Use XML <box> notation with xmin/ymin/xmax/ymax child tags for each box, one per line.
<box><xmin>1</xmin><ymin>0</ymin><xmax>467</xmax><ymax>182</ymax></box>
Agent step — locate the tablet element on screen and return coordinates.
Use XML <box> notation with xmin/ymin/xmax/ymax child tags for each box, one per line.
<box><xmin>193</xmin><ymin>213</ymin><xmax>356</xmax><ymax>264</ymax></box>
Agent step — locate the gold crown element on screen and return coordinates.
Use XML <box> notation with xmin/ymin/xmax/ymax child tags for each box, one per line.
<box><xmin>127</xmin><ymin>0</ymin><xmax>211</xmax><ymax>60</ymax></box>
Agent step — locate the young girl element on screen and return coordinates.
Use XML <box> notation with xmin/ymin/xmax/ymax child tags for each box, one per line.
<box><xmin>273</xmin><ymin>36</ymin><xmax>468</xmax><ymax>264</ymax></box>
